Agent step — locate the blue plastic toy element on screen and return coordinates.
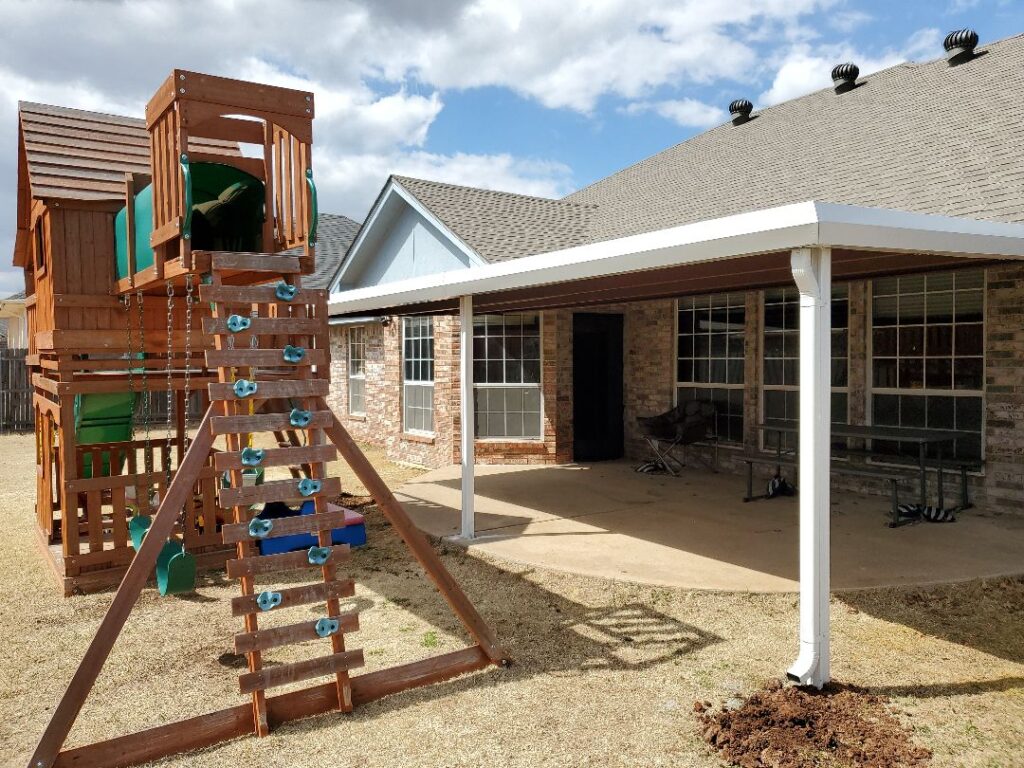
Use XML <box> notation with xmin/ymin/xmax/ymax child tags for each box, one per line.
<box><xmin>240</xmin><ymin>447</ymin><xmax>265</xmax><ymax>467</ymax></box>
<box><xmin>233</xmin><ymin>379</ymin><xmax>258</xmax><ymax>398</ymax></box>
<box><xmin>256</xmin><ymin>591</ymin><xmax>282</xmax><ymax>611</ymax></box>
<box><xmin>248</xmin><ymin>517</ymin><xmax>273</xmax><ymax>539</ymax></box>
<box><xmin>275</xmin><ymin>282</ymin><xmax>298</xmax><ymax>301</ymax></box>
<box><xmin>308</xmin><ymin>546</ymin><xmax>331</xmax><ymax>566</ymax></box>
<box><xmin>283</xmin><ymin>345</ymin><xmax>305</xmax><ymax>363</ymax></box>
<box><xmin>297</xmin><ymin>478</ymin><xmax>321</xmax><ymax>497</ymax></box>
<box><xmin>257</xmin><ymin>501</ymin><xmax>367</xmax><ymax>556</ymax></box>
<box><xmin>314</xmin><ymin>618</ymin><xmax>340</xmax><ymax>638</ymax></box>
<box><xmin>289</xmin><ymin>408</ymin><xmax>312</xmax><ymax>428</ymax></box>
<box><xmin>226</xmin><ymin>314</ymin><xmax>251</xmax><ymax>333</ymax></box>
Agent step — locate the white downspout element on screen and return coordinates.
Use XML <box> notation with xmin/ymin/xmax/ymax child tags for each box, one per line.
<box><xmin>787</xmin><ymin>246</ymin><xmax>832</xmax><ymax>689</ymax></box>
<box><xmin>459</xmin><ymin>295</ymin><xmax>476</xmax><ymax>539</ymax></box>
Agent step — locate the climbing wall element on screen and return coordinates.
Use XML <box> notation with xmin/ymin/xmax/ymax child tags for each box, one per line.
<box><xmin>201</xmin><ymin>250</ymin><xmax>362</xmax><ymax>731</ymax></box>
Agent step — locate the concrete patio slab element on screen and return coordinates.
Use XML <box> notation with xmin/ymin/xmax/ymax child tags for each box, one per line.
<box><xmin>395</xmin><ymin>461</ymin><xmax>1024</xmax><ymax>592</ymax></box>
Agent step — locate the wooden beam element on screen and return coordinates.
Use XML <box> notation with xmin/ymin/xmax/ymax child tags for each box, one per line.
<box><xmin>219</xmin><ymin>476</ymin><xmax>341</xmax><ymax>508</ymax></box>
<box><xmin>210</xmin><ymin>410</ymin><xmax>333</xmax><ymax>435</ymax></box>
<box><xmin>213</xmin><ymin>443</ymin><xmax>335</xmax><ymax>472</ymax></box>
<box><xmin>317</xmin><ymin>400</ymin><xmax>508</xmax><ymax>666</ymax></box>
<box><xmin>28</xmin><ymin>408</ymin><xmax>217</xmax><ymax>768</ymax></box>
<box><xmin>220</xmin><ymin>506</ymin><xmax>352</xmax><ymax>544</ymax></box>
<box><xmin>238</xmin><ymin>650</ymin><xmax>364</xmax><ymax>694</ymax></box>
<box><xmin>231</xmin><ymin>579</ymin><xmax>354</xmax><ymax>617</ymax></box>
<box><xmin>225</xmin><ymin>542</ymin><xmax>349</xmax><ymax>578</ymax></box>
<box><xmin>204</xmin><ymin>348</ymin><xmax>327</xmax><ymax>368</ymax></box>
<box><xmin>207</xmin><ymin>379</ymin><xmax>328</xmax><ymax>401</ymax></box>
<box><xmin>203</xmin><ymin>316</ymin><xmax>324</xmax><ymax>336</ymax></box>
<box><xmin>234</xmin><ymin>611</ymin><xmax>359</xmax><ymax>654</ymax></box>
<box><xmin>350</xmin><ymin>646</ymin><xmax>490</xmax><ymax>706</ymax></box>
<box><xmin>199</xmin><ymin>284</ymin><xmax>326</xmax><ymax>305</ymax></box>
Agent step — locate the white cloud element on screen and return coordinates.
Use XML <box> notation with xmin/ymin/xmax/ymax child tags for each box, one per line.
<box><xmin>624</xmin><ymin>98</ymin><xmax>727</xmax><ymax>128</ymax></box>
<box><xmin>758</xmin><ymin>27</ymin><xmax>942</xmax><ymax>105</ymax></box>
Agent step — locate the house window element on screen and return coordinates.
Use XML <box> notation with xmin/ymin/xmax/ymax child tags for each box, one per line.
<box><xmin>347</xmin><ymin>326</ymin><xmax>366</xmax><ymax>416</ymax></box>
<box><xmin>676</xmin><ymin>293</ymin><xmax>745</xmax><ymax>443</ymax></box>
<box><xmin>473</xmin><ymin>313</ymin><xmax>542</xmax><ymax>439</ymax></box>
<box><xmin>402</xmin><ymin>317</ymin><xmax>434</xmax><ymax>434</ymax></box>
<box><xmin>870</xmin><ymin>269</ymin><xmax>983</xmax><ymax>462</ymax></box>
<box><xmin>762</xmin><ymin>285</ymin><xmax>850</xmax><ymax>450</ymax></box>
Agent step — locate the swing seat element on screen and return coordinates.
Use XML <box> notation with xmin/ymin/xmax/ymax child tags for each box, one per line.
<box><xmin>129</xmin><ymin>515</ymin><xmax>152</xmax><ymax>550</ymax></box>
<box><xmin>156</xmin><ymin>540</ymin><xmax>197</xmax><ymax>596</ymax></box>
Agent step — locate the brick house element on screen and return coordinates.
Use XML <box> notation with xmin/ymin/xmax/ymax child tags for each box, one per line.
<box><xmin>327</xmin><ymin>31</ymin><xmax>1024</xmax><ymax>524</ymax></box>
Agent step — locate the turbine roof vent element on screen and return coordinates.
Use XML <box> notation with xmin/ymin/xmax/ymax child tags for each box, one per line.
<box><xmin>831</xmin><ymin>62</ymin><xmax>860</xmax><ymax>93</ymax></box>
<box><xmin>944</xmin><ymin>28</ymin><xmax>979</xmax><ymax>65</ymax></box>
<box><xmin>729</xmin><ymin>98</ymin><xmax>753</xmax><ymax>125</ymax></box>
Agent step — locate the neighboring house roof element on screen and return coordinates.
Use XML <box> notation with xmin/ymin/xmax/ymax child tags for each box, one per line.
<box><xmin>4</xmin><ymin>290</ymin><xmax>26</xmax><ymax>301</ymax></box>
<box><xmin>392</xmin><ymin>176</ymin><xmax>598</xmax><ymax>263</ymax></box>
<box><xmin>567</xmin><ymin>33</ymin><xmax>1024</xmax><ymax>241</ymax></box>
<box><xmin>283</xmin><ymin>213</ymin><xmax>360</xmax><ymax>289</ymax></box>
<box><xmin>18</xmin><ymin>101</ymin><xmax>240</xmax><ymax>202</ymax></box>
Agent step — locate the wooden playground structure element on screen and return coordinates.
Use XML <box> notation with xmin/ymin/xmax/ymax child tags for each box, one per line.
<box><xmin>15</xmin><ymin>70</ymin><xmax>506</xmax><ymax>768</ymax></box>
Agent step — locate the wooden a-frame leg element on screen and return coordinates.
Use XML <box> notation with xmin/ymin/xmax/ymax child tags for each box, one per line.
<box><xmin>28</xmin><ymin>407</ymin><xmax>217</xmax><ymax>768</ymax></box>
<box><xmin>315</xmin><ymin>398</ymin><xmax>508</xmax><ymax>666</ymax></box>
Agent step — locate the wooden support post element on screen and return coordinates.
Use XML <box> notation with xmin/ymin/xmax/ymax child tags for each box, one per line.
<box><xmin>28</xmin><ymin>407</ymin><xmax>217</xmax><ymax>768</ymax></box>
<box><xmin>316</xmin><ymin>398</ymin><xmax>507</xmax><ymax>666</ymax></box>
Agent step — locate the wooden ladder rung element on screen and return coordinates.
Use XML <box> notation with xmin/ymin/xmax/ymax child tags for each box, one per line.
<box><xmin>221</xmin><ymin>507</ymin><xmax>354</xmax><ymax>544</ymax></box>
<box><xmin>205</xmin><ymin>348</ymin><xmax>328</xmax><ymax>368</ymax></box>
<box><xmin>200</xmin><ymin>284</ymin><xmax>327</xmax><ymax>305</ymax></box>
<box><xmin>213</xmin><ymin>443</ymin><xmax>336</xmax><ymax>472</ymax></box>
<box><xmin>210</xmin><ymin>410</ymin><xmax>333</xmax><ymax>435</ymax></box>
<box><xmin>231</xmin><ymin>579</ymin><xmax>354</xmax><ymax>617</ymax></box>
<box><xmin>220</xmin><ymin>476</ymin><xmax>341</xmax><ymax>508</ymax></box>
<box><xmin>238</xmin><ymin>649</ymin><xmax>365</xmax><ymax>694</ymax></box>
<box><xmin>226</xmin><ymin>543</ymin><xmax>350</xmax><ymax>579</ymax></box>
<box><xmin>207</xmin><ymin>379</ymin><xmax>329</xmax><ymax>402</ymax></box>
<box><xmin>234</xmin><ymin>610</ymin><xmax>360</xmax><ymax>654</ymax></box>
<box><xmin>203</xmin><ymin>317</ymin><xmax>326</xmax><ymax>336</ymax></box>
<box><xmin>202</xmin><ymin>251</ymin><xmax>302</xmax><ymax>273</ymax></box>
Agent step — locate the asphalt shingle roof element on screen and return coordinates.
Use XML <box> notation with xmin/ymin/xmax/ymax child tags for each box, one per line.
<box><xmin>389</xmin><ymin>34</ymin><xmax>1024</xmax><ymax>261</ymax></box>
<box><xmin>283</xmin><ymin>212</ymin><xmax>360</xmax><ymax>289</ymax></box>
<box><xmin>393</xmin><ymin>176</ymin><xmax>598</xmax><ymax>263</ymax></box>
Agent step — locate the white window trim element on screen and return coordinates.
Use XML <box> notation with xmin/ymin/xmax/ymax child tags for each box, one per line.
<box><xmin>472</xmin><ymin>313</ymin><xmax>545</xmax><ymax>443</ymax></box>
<box><xmin>759</xmin><ymin>286</ymin><xmax>852</xmax><ymax>449</ymax></box>
<box><xmin>673</xmin><ymin>296</ymin><xmax>745</xmax><ymax>445</ymax></box>
<box><xmin>347</xmin><ymin>326</ymin><xmax>367</xmax><ymax>417</ymax></box>
<box><xmin>401</xmin><ymin>317</ymin><xmax>436</xmax><ymax>437</ymax></box>
<box><xmin>865</xmin><ymin>270</ymin><xmax>987</xmax><ymax>464</ymax></box>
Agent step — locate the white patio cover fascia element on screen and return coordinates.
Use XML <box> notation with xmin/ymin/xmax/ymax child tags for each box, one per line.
<box><xmin>327</xmin><ymin>200</ymin><xmax>1024</xmax><ymax>691</ymax></box>
<box><xmin>328</xmin><ymin>200</ymin><xmax>1024</xmax><ymax>316</ymax></box>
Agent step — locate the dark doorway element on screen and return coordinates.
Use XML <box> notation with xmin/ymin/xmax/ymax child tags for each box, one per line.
<box><xmin>572</xmin><ymin>313</ymin><xmax>624</xmax><ymax>461</ymax></box>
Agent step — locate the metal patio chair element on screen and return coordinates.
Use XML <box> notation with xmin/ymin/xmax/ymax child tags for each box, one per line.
<box><xmin>635</xmin><ymin>400</ymin><xmax>718</xmax><ymax>476</ymax></box>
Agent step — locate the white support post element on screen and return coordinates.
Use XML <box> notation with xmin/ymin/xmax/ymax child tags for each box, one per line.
<box><xmin>459</xmin><ymin>295</ymin><xmax>476</xmax><ymax>540</ymax></box>
<box><xmin>787</xmin><ymin>246</ymin><xmax>831</xmax><ymax>689</ymax></box>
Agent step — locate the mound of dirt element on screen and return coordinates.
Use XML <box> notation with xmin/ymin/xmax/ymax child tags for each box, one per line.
<box><xmin>695</xmin><ymin>679</ymin><xmax>931</xmax><ymax>768</ymax></box>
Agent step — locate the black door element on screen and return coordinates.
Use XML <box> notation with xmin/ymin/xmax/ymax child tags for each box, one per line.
<box><xmin>573</xmin><ymin>313</ymin><xmax>624</xmax><ymax>461</ymax></box>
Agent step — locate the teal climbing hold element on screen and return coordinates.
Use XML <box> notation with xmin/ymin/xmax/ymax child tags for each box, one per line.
<box><xmin>307</xmin><ymin>546</ymin><xmax>331</xmax><ymax>566</ymax></box>
<box><xmin>289</xmin><ymin>408</ymin><xmax>312</xmax><ymax>428</ymax></box>
<box><xmin>256</xmin><ymin>591</ymin><xmax>282</xmax><ymax>611</ymax></box>
<box><xmin>128</xmin><ymin>514</ymin><xmax>152</xmax><ymax>551</ymax></box>
<box><xmin>275</xmin><ymin>282</ymin><xmax>298</xmax><ymax>301</ymax></box>
<box><xmin>233</xmin><ymin>379</ymin><xmax>258</xmax><ymax>398</ymax></box>
<box><xmin>314</xmin><ymin>618</ymin><xmax>340</xmax><ymax>638</ymax></box>
<box><xmin>240</xmin><ymin>447</ymin><xmax>265</xmax><ymax>466</ymax></box>
<box><xmin>298</xmin><ymin>478</ymin><xmax>321</xmax><ymax>497</ymax></box>
<box><xmin>226</xmin><ymin>314</ymin><xmax>251</xmax><ymax>333</ymax></box>
<box><xmin>282</xmin><ymin>344</ymin><xmax>305</xmax><ymax>363</ymax></box>
<box><xmin>248</xmin><ymin>517</ymin><xmax>274</xmax><ymax>539</ymax></box>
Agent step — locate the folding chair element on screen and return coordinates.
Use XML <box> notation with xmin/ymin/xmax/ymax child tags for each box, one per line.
<box><xmin>635</xmin><ymin>400</ymin><xmax>717</xmax><ymax>476</ymax></box>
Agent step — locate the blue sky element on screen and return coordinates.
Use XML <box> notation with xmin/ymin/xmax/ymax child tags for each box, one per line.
<box><xmin>0</xmin><ymin>0</ymin><xmax>1021</xmax><ymax>295</ymax></box>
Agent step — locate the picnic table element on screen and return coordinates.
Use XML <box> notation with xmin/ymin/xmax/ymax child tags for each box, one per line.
<box><xmin>759</xmin><ymin>420</ymin><xmax>977</xmax><ymax>509</ymax></box>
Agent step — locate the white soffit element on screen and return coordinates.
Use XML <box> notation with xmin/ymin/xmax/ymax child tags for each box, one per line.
<box><xmin>329</xmin><ymin>201</ymin><xmax>1024</xmax><ymax>316</ymax></box>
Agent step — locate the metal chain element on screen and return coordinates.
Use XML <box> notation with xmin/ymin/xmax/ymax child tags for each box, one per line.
<box><xmin>165</xmin><ymin>281</ymin><xmax>175</xmax><ymax>490</ymax></box>
<box><xmin>183</xmin><ymin>274</ymin><xmax>193</xmax><ymax>453</ymax></box>
<box><xmin>136</xmin><ymin>291</ymin><xmax>152</xmax><ymax>487</ymax></box>
<box><xmin>123</xmin><ymin>294</ymin><xmax>135</xmax><ymax>443</ymax></box>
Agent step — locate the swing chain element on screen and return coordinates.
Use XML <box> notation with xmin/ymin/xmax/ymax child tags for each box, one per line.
<box><xmin>165</xmin><ymin>280</ymin><xmax>175</xmax><ymax>490</ymax></box>
<box><xmin>183</xmin><ymin>274</ymin><xmax>193</xmax><ymax>453</ymax></box>
<box><xmin>136</xmin><ymin>290</ymin><xmax>153</xmax><ymax>486</ymax></box>
<box><xmin>123</xmin><ymin>294</ymin><xmax>135</xmax><ymax>443</ymax></box>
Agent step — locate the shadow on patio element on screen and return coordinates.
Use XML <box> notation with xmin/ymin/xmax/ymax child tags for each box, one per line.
<box><xmin>394</xmin><ymin>461</ymin><xmax>1024</xmax><ymax>592</ymax></box>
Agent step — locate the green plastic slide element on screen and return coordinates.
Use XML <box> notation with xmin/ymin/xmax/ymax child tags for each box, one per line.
<box><xmin>74</xmin><ymin>392</ymin><xmax>137</xmax><ymax>478</ymax></box>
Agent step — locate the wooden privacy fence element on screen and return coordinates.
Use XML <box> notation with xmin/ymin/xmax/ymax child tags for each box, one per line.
<box><xmin>0</xmin><ymin>347</ymin><xmax>32</xmax><ymax>432</ymax></box>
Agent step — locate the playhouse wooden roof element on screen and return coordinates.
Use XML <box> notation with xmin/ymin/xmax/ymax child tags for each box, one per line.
<box><xmin>18</xmin><ymin>101</ymin><xmax>241</xmax><ymax>202</ymax></box>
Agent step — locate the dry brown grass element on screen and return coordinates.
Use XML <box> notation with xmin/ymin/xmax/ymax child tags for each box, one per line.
<box><xmin>0</xmin><ymin>431</ymin><xmax>1022</xmax><ymax>767</ymax></box>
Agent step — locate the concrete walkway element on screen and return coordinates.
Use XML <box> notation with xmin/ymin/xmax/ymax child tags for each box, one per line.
<box><xmin>396</xmin><ymin>461</ymin><xmax>1024</xmax><ymax>592</ymax></box>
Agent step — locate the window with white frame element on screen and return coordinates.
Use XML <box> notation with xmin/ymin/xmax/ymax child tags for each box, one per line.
<box><xmin>870</xmin><ymin>269</ymin><xmax>984</xmax><ymax>462</ymax></box>
<box><xmin>347</xmin><ymin>326</ymin><xmax>366</xmax><ymax>416</ymax></box>
<box><xmin>762</xmin><ymin>285</ymin><xmax>850</xmax><ymax>450</ymax></box>
<box><xmin>473</xmin><ymin>313</ymin><xmax>542</xmax><ymax>438</ymax></box>
<box><xmin>402</xmin><ymin>317</ymin><xmax>434</xmax><ymax>434</ymax></box>
<box><xmin>676</xmin><ymin>293</ymin><xmax>745</xmax><ymax>443</ymax></box>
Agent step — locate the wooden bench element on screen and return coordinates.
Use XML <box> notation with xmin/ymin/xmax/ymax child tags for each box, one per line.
<box><xmin>830</xmin><ymin>464</ymin><xmax>915</xmax><ymax>527</ymax></box>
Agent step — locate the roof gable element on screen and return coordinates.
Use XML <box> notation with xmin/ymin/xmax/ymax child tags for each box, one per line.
<box><xmin>281</xmin><ymin>212</ymin><xmax>359</xmax><ymax>290</ymax></box>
